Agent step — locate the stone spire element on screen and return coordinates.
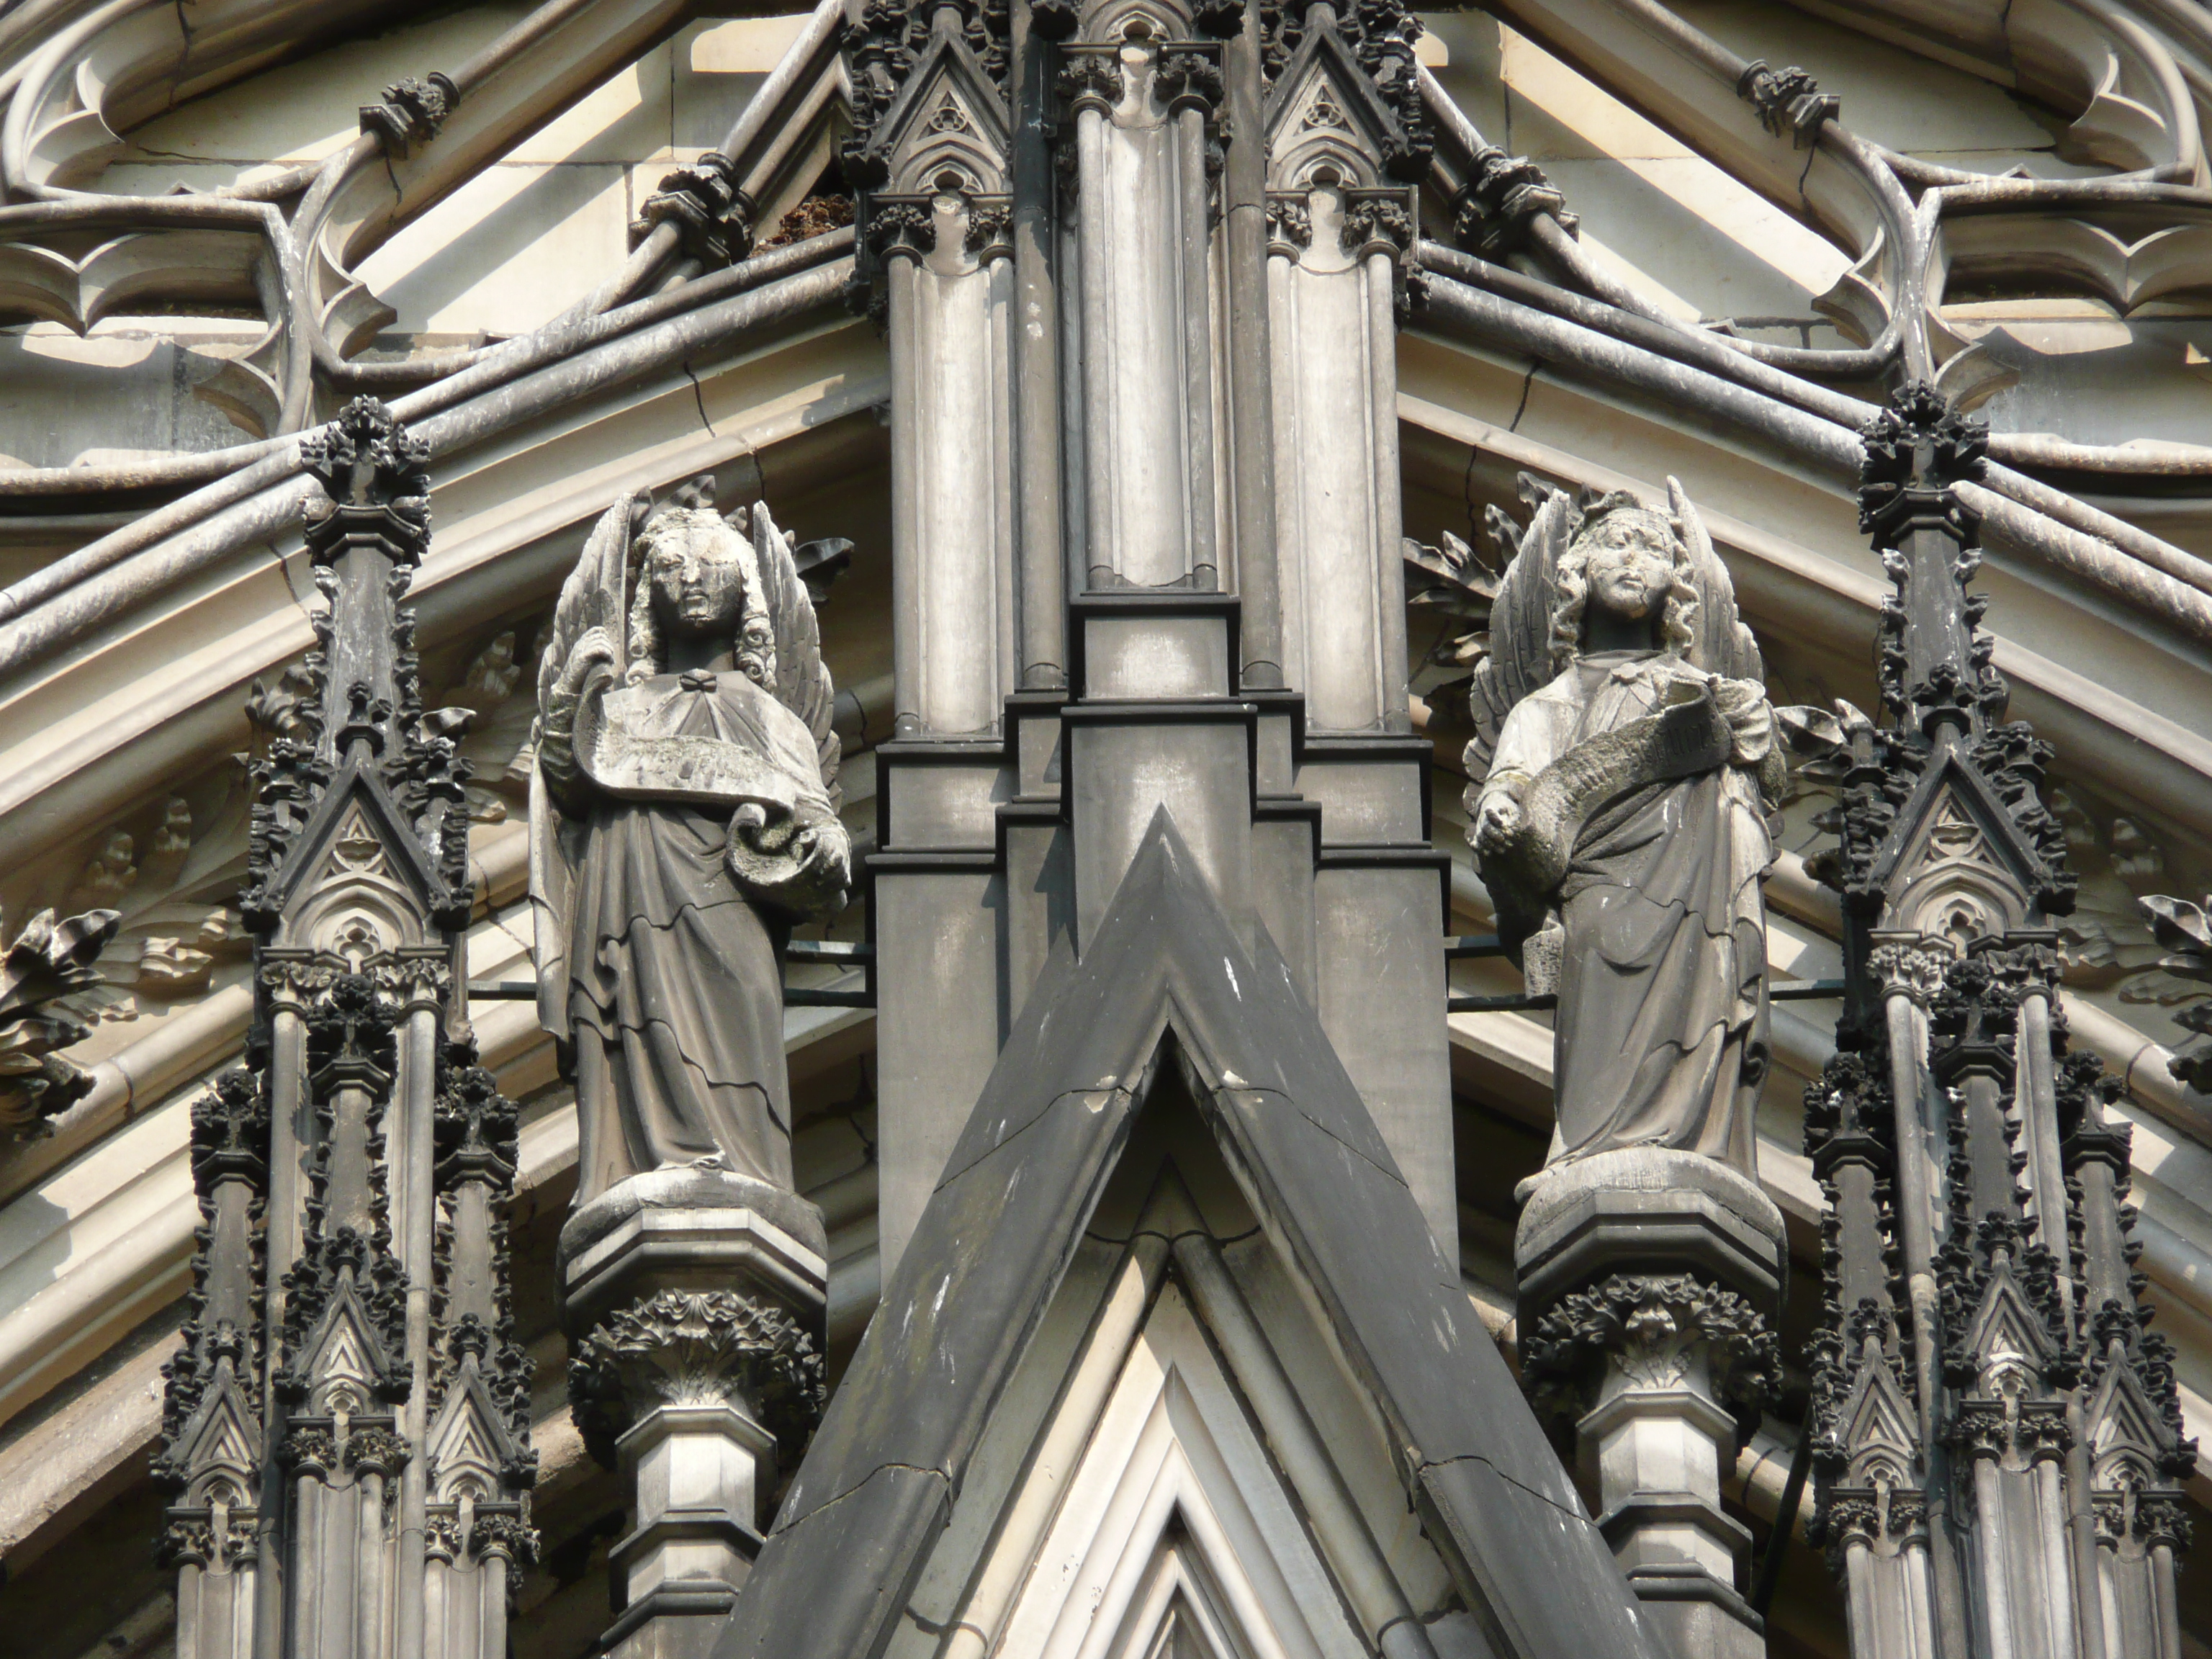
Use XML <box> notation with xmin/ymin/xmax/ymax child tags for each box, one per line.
<box><xmin>155</xmin><ymin>397</ymin><xmax>534</xmax><ymax>1659</ymax></box>
<box><xmin>1800</xmin><ymin>382</ymin><xmax>2192</xmax><ymax>1659</ymax></box>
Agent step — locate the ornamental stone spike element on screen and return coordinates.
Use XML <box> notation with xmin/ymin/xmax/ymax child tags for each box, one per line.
<box><xmin>155</xmin><ymin>398</ymin><xmax>534</xmax><ymax>1659</ymax></box>
<box><xmin>1801</xmin><ymin>382</ymin><xmax>2194</xmax><ymax>1659</ymax></box>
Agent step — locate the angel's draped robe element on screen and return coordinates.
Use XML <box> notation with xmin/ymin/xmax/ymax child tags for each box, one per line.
<box><xmin>558</xmin><ymin>667</ymin><xmax>836</xmax><ymax>1205</ymax></box>
<box><xmin>1484</xmin><ymin>648</ymin><xmax>1774</xmax><ymax>1176</ymax></box>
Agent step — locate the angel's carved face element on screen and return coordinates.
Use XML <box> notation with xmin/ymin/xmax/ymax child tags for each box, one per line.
<box><xmin>1577</xmin><ymin>511</ymin><xmax>1676</xmax><ymax>624</ymax></box>
<box><xmin>643</xmin><ymin>511</ymin><xmax>750</xmax><ymax>641</ymax></box>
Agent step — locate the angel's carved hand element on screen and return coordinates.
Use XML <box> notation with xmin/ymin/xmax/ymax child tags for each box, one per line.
<box><xmin>1714</xmin><ymin>678</ymin><xmax>1775</xmax><ymax>765</ymax></box>
<box><xmin>1474</xmin><ymin>790</ymin><xmax>1524</xmax><ymax>855</ymax></box>
<box><xmin>558</xmin><ymin>626</ymin><xmax>619</xmax><ymax>696</ymax></box>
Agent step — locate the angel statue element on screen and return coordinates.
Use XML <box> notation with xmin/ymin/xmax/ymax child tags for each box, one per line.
<box><xmin>1467</xmin><ymin>476</ymin><xmax>1785</xmax><ymax>1179</ymax></box>
<box><xmin>531</xmin><ymin>477</ymin><xmax>849</xmax><ymax>1221</ymax></box>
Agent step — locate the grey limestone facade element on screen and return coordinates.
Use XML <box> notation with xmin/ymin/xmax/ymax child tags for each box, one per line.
<box><xmin>2</xmin><ymin>4</ymin><xmax>2212</xmax><ymax>1659</ymax></box>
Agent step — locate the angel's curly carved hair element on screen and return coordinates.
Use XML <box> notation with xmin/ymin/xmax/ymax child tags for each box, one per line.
<box><xmin>624</xmin><ymin>506</ymin><xmax>777</xmax><ymax>688</ymax></box>
<box><xmin>1547</xmin><ymin>492</ymin><xmax>1700</xmax><ymax>670</ymax></box>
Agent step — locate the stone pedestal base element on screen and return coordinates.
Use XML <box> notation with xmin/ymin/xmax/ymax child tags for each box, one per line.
<box><xmin>562</xmin><ymin>1168</ymin><xmax>828</xmax><ymax>1659</ymax></box>
<box><xmin>1514</xmin><ymin>1148</ymin><xmax>1783</xmax><ymax>1659</ymax></box>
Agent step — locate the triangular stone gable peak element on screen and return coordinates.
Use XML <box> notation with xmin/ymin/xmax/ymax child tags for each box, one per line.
<box><xmin>426</xmin><ymin>1368</ymin><xmax>518</xmax><ymax>1503</ymax></box>
<box><xmin>1839</xmin><ymin>1354</ymin><xmax>1920</xmax><ymax>1487</ymax></box>
<box><xmin>291</xmin><ymin>1276</ymin><xmax>402</xmax><ymax>1412</ymax></box>
<box><xmin>711</xmin><ymin>812</ymin><xmax>1668</xmax><ymax>1659</ymax></box>
<box><xmin>2084</xmin><ymin>1359</ymin><xmax>2172</xmax><ymax>1485</ymax></box>
<box><xmin>1264</xmin><ymin>42</ymin><xmax>1401</xmax><ymax>191</ymax></box>
<box><xmin>864</xmin><ymin>37</ymin><xmax>1013</xmax><ymax>194</ymax></box>
<box><xmin>269</xmin><ymin>759</ymin><xmax>441</xmax><ymax>945</ymax></box>
<box><xmin>1957</xmin><ymin>1262</ymin><xmax>2059</xmax><ymax>1388</ymax></box>
<box><xmin>173</xmin><ymin>1367</ymin><xmax>264</xmax><ymax>1505</ymax></box>
<box><xmin>1874</xmin><ymin>752</ymin><xmax>2046</xmax><ymax>938</ymax></box>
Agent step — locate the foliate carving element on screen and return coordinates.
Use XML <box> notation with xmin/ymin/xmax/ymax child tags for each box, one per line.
<box><xmin>867</xmin><ymin>201</ymin><xmax>938</xmax><ymax>261</ymax></box>
<box><xmin>300</xmin><ymin>397</ymin><xmax>433</xmax><ymax>565</ymax></box>
<box><xmin>634</xmin><ymin>151</ymin><xmax>756</xmax><ymax>269</ymax></box>
<box><xmin>158</xmin><ymin>1507</ymin><xmax>258</xmax><ymax>1570</ymax></box>
<box><xmin>1452</xmin><ymin>146</ymin><xmax>1574</xmax><ymax>259</ymax></box>
<box><xmin>361</xmin><ymin>73</ymin><xmax>457</xmax><ymax>158</ymax></box>
<box><xmin>1948</xmin><ymin>1395</ymin><xmax>2070</xmax><ymax>1463</ymax></box>
<box><xmin>1339</xmin><ymin>192</ymin><xmax>1412</xmax><ymax>256</ymax></box>
<box><xmin>1735</xmin><ymin>60</ymin><xmax>1836</xmax><ymax>147</ymax></box>
<box><xmin>0</xmin><ymin>905</ymin><xmax>120</xmax><ymax>1138</ymax></box>
<box><xmin>1519</xmin><ymin>1272</ymin><xmax>1782</xmax><ymax>1420</ymax></box>
<box><xmin>2139</xmin><ymin>894</ymin><xmax>2212</xmax><ymax>1091</ymax></box>
<box><xmin>1154</xmin><ymin>47</ymin><xmax>1226</xmax><ymax>114</ymax></box>
<box><xmin>1265</xmin><ymin>193</ymin><xmax>1312</xmax><ymax>251</ymax></box>
<box><xmin>567</xmin><ymin>1290</ymin><xmax>826</xmax><ymax>1467</ymax></box>
<box><xmin>1866</xmin><ymin>940</ymin><xmax>1948</xmax><ymax>1006</ymax></box>
<box><xmin>963</xmin><ymin>199</ymin><xmax>1015</xmax><ymax>258</ymax></box>
<box><xmin>1056</xmin><ymin>54</ymin><xmax>1125</xmax><ymax>114</ymax></box>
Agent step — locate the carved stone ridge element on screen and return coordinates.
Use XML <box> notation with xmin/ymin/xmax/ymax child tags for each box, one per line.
<box><xmin>567</xmin><ymin>1289</ymin><xmax>825</xmax><ymax>1470</ymax></box>
<box><xmin>634</xmin><ymin>150</ymin><xmax>756</xmax><ymax>268</ymax></box>
<box><xmin>2139</xmin><ymin>892</ymin><xmax>2212</xmax><ymax>1092</ymax></box>
<box><xmin>361</xmin><ymin>73</ymin><xmax>457</xmax><ymax>158</ymax></box>
<box><xmin>1452</xmin><ymin>145</ymin><xmax>1573</xmax><ymax>258</ymax></box>
<box><xmin>1734</xmin><ymin>60</ymin><xmax>1835</xmax><ymax>146</ymax></box>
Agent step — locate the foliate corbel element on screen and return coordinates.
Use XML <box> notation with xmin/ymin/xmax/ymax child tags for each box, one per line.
<box><xmin>633</xmin><ymin>151</ymin><xmax>757</xmax><ymax>269</ymax></box>
<box><xmin>361</xmin><ymin>74</ymin><xmax>458</xmax><ymax>159</ymax></box>
<box><xmin>1735</xmin><ymin>60</ymin><xmax>1837</xmax><ymax>148</ymax></box>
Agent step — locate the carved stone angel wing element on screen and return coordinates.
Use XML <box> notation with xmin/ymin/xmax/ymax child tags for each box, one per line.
<box><xmin>530</xmin><ymin>491</ymin><xmax>640</xmax><ymax>1040</ymax></box>
<box><xmin>1465</xmin><ymin>474</ymin><xmax>1578</xmax><ymax>786</ymax></box>
<box><xmin>749</xmin><ymin>501</ymin><xmax>843</xmax><ymax>812</ymax></box>
<box><xmin>1665</xmin><ymin>476</ymin><xmax>1763</xmax><ymax>683</ymax></box>
<box><xmin>536</xmin><ymin>493</ymin><xmax>639</xmax><ymax>716</ymax></box>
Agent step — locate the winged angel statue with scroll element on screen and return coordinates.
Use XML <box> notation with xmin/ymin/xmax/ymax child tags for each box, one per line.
<box><xmin>531</xmin><ymin>479</ymin><xmax>848</xmax><ymax>1212</ymax></box>
<box><xmin>1467</xmin><ymin>478</ymin><xmax>1784</xmax><ymax>1179</ymax></box>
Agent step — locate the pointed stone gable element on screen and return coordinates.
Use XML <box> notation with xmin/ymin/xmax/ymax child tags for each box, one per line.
<box><xmin>713</xmin><ymin>814</ymin><xmax>1665</xmax><ymax>1659</ymax></box>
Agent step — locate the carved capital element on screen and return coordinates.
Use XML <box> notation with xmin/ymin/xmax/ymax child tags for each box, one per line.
<box><xmin>567</xmin><ymin>1289</ymin><xmax>826</xmax><ymax>1470</ymax></box>
<box><xmin>963</xmin><ymin>198</ymin><xmax>1015</xmax><ymax>261</ymax></box>
<box><xmin>1154</xmin><ymin>45</ymin><xmax>1226</xmax><ymax>114</ymax></box>
<box><xmin>1056</xmin><ymin>53</ymin><xmax>1124</xmax><ymax>115</ymax></box>
<box><xmin>1340</xmin><ymin>191</ymin><xmax>1413</xmax><ymax>258</ymax></box>
<box><xmin>866</xmin><ymin>201</ymin><xmax>938</xmax><ymax>263</ymax></box>
<box><xmin>1265</xmin><ymin>192</ymin><xmax>1312</xmax><ymax>254</ymax></box>
<box><xmin>1866</xmin><ymin>940</ymin><xmax>1949</xmax><ymax>1006</ymax></box>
